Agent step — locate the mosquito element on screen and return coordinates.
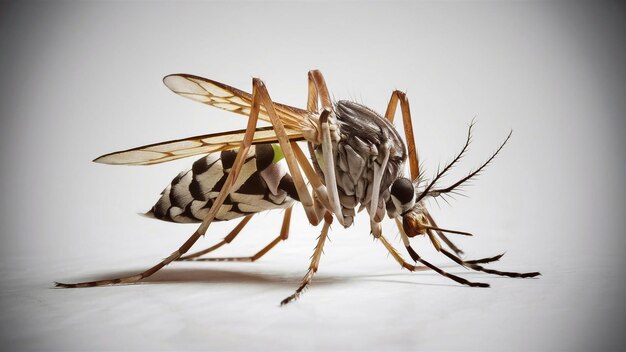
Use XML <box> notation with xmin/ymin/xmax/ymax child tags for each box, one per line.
<box><xmin>55</xmin><ymin>70</ymin><xmax>540</xmax><ymax>305</ymax></box>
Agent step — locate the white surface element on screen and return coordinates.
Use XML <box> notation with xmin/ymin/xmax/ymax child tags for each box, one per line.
<box><xmin>1</xmin><ymin>1</ymin><xmax>625</xmax><ymax>351</ymax></box>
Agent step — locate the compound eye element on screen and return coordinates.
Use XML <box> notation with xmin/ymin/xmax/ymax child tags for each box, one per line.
<box><xmin>390</xmin><ymin>178</ymin><xmax>414</xmax><ymax>204</ymax></box>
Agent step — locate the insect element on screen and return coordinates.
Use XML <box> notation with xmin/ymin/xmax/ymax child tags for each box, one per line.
<box><xmin>56</xmin><ymin>70</ymin><xmax>540</xmax><ymax>305</ymax></box>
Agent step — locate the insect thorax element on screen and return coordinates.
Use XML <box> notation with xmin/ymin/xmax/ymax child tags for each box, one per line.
<box><xmin>310</xmin><ymin>100</ymin><xmax>407</xmax><ymax>226</ymax></box>
<box><xmin>148</xmin><ymin>144</ymin><xmax>298</xmax><ymax>223</ymax></box>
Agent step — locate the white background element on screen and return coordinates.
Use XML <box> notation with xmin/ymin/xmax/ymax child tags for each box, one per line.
<box><xmin>1</xmin><ymin>1</ymin><xmax>625</xmax><ymax>351</ymax></box>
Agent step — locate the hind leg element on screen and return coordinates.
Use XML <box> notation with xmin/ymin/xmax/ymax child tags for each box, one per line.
<box><xmin>187</xmin><ymin>207</ymin><xmax>292</xmax><ymax>262</ymax></box>
<box><xmin>56</xmin><ymin>78</ymin><xmax>306</xmax><ymax>288</ymax></box>
<box><xmin>177</xmin><ymin>215</ymin><xmax>253</xmax><ymax>261</ymax></box>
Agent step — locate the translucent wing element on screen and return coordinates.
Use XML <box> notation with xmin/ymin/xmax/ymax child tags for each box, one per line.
<box><xmin>163</xmin><ymin>74</ymin><xmax>317</xmax><ymax>132</ymax></box>
<box><xmin>96</xmin><ymin>74</ymin><xmax>316</xmax><ymax>165</ymax></box>
<box><xmin>94</xmin><ymin>126</ymin><xmax>304</xmax><ymax>166</ymax></box>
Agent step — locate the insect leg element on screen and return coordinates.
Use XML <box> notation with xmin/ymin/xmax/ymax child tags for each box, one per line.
<box><xmin>254</xmin><ymin>79</ymin><xmax>322</xmax><ymax>227</ymax></box>
<box><xmin>318</xmin><ymin>110</ymin><xmax>344</xmax><ymax>222</ymax></box>
<box><xmin>187</xmin><ymin>207</ymin><xmax>292</xmax><ymax>262</ymax></box>
<box><xmin>280</xmin><ymin>212</ymin><xmax>333</xmax><ymax>306</ymax></box>
<box><xmin>390</xmin><ymin>221</ymin><xmax>490</xmax><ymax>288</ymax></box>
<box><xmin>393</xmin><ymin>217</ymin><xmax>503</xmax><ymax>264</ymax></box>
<box><xmin>384</xmin><ymin>90</ymin><xmax>418</xmax><ymax>180</ymax></box>
<box><xmin>404</xmin><ymin>245</ymin><xmax>489</xmax><ymax>287</ymax></box>
<box><xmin>307</xmin><ymin>69</ymin><xmax>332</xmax><ymax>113</ymax></box>
<box><xmin>440</xmin><ymin>248</ymin><xmax>541</xmax><ymax>278</ymax></box>
<box><xmin>377</xmin><ymin>233</ymin><xmax>428</xmax><ymax>272</ymax></box>
<box><xmin>369</xmin><ymin>147</ymin><xmax>390</xmax><ymax>236</ymax></box>
<box><xmin>291</xmin><ymin>141</ymin><xmax>332</xmax><ymax>216</ymax></box>
<box><xmin>303</xmin><ymin>70</ymin><xmax>346</xmax><ymax>223</ymax></box>
<box><xmin>177</xmin><ymin>215</ymin><xmax>253</xmax><ymax>261</ymax></box>
<box><xmin>384</xmin><ymin>90</ymin><xmax>465</xmax><ymax>256</ymax></box>
<box><xmin>465</xmin><ymin>253</ymin><xmax>506</xmax><ymax>265</ymax></box>
<box><xmin>55</xmin><ymin>78</ymin><xmax>280</xmax><ymax>288</ymax></box>
<box><xmin>424</xmin><ymin>211</ymin><xmax>464</xmax><ymax>256</ymax></box>
<box><xmin>306</xmin><ymin>72</ymin><xmax>342</xmax><ymax>221</ymax></box>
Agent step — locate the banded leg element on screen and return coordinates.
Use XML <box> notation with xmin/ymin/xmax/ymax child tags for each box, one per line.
<box><xmin>384</xmin><ymin>90</ymin><xmax>464</xmax><ymax>256</ymax></box>
<box><xmin>465</xmin><ymin>253</ymin><xmax>505</xmax><ymax>264</ymax></box>
<box><xmin>393</xmin><ymin>221</ymin><xmax>489</xmax><ymax>287</ymax></box>
<box><xmin>440</xmin><ymin>248</ymin><xmax>540</xmax><ymax>278</ymax></box>
<box><xmin>177</xmin><ymin>215</ymin><xmax>253</xmax><ymax>261</ymax></box>
<box><xmin>189</xmin><ymin>207</ymin><xmax>292</xmax><ymax>262</ymax></box>
<box><xmin>404</xmin><ymin>244</ymin><xmax>489</xmax><ymax>287</ymax></box>
<box><xmin>392</xmin><ymin>217</ymin><xmax>504</xmax><ymax>265</ymax></box>
<box><xmin>55</xmin><ymin>78</ymin><xmax>301</xmax><ymax>288</ymax></box>
<box><xmin>280</xmin><ymin>212</ymin><xmax>333</xmax><ymax>306</ymax></box>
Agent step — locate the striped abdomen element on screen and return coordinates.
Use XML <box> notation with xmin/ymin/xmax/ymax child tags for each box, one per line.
<box><xmin>148</xmin><ymin>144</ymin><xmax>299</xmax><ymax>223</ymax></box>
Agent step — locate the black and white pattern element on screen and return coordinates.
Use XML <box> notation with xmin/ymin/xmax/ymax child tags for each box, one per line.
<box><xmin>310</xmin><ymin>100</ymin><xmax>407</xmax><ymax>226</ymax></box>
<box><xmin>148</xmin><ymin>144</ymin><xmax>298</xmax><ymax>223</ymax></box>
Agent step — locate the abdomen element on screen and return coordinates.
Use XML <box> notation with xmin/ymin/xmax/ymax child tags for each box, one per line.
<box><xmin>148</xmin><ymin>144</ymin><xmax>299</xmax><ymax>223</ymax></box>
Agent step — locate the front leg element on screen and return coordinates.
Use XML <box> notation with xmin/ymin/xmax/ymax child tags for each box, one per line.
<box><xmin>304</xmin><ymin>70</ymin><xmax>345</xmax><ymax>224</ymax></box>
<box><xmin>177</xmin><ymin>215</ymin><xmax>253</xmax><ymax>260</ymax></box>
<box><xmin>318</xmin><ymin>110</ymin><xmax>345</xmax><ymax>223</ymax></box>
<box><xmin>281</xmin><ymin>212</ymin><xmax>333</xmax><ymax>305</ymax></box>
<box><xmin>181</xmin><ymin>208</ymin><xmax>291</xmax><ymax>262</ymax></box>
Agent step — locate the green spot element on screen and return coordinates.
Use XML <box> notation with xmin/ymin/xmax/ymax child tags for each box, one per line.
<box><xmin>272</xmin><ymin>144</ymin><xmax>284</xmax><ymax>163</ymax></box>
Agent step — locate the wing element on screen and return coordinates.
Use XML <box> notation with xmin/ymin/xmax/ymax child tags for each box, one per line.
<box><xmin>94</xmin><ymin>126</ymin><xmax>304</xmax><ymax>166</ymax></box>
<box><xmin>163</xmin><ymin>74</ymin><xmax>317</xmax><ymax>132</ymax></box>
